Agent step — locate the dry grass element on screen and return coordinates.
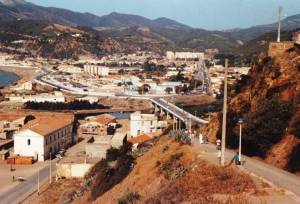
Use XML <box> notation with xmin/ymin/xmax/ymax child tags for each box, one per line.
<box><xmin>146</xmin><ymin>157</ymin><xmax>256</xmax><ymax>203</ymax></box>
<box><xmin>22</xmin><ymin>179</ymin><xmax>82</xmax><ymax>204</ymax></box>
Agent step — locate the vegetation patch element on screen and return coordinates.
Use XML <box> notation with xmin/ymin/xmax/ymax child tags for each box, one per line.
<box><xmin>159</xmin><ymin>152</ymin><xmax>187</xmax><ymax>180</ymax></box>
<box><xmin>25</xmin><ymin>100</ymin><xmax>109</xmax><ymax>110</ymax></box>
<box><xmin>169</xmin><ymin>130</ymin><xmax>191</xmax><ymax>145</ymax></box>
<box><xmin>117</xmin><ymin>192</ymin><xmax>141</xmax><ymax>204</ymax></box>
<box><xmin>148</xmin><ymin>159</ymin><xmax>255</xmax><ymax>203</ymax></box>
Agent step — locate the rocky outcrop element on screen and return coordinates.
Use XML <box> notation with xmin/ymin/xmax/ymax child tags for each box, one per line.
<box><xmin>201</xmin><ymin>42</ymin><xmax>300</xmax><ymax>173</ymax></box>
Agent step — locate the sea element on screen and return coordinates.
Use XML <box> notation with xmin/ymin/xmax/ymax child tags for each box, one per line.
<box><xmin>0</xmin><ymin>70</ymin><xmax>20</xmax><ymax>88</ymax></box>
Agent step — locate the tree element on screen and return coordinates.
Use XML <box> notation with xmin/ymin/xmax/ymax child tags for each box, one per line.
<box><xmin>165</xmin><ymin>87</ymin><xmax>173</xmax><ymax>94</ymax></box>
<box><xmin>181</xmin><ymin>84</ymin><xmax>189</xmax><ymax>94</ymax></box>
<box><xmin>138</xmin><ymin>84</ymin><xmax>151</xmax><ymax>94</ymax></box>
<box><xmin>169</xmin><ymin>71</ymin><xmax>185</xmax><ymax>82</ymax></box>
<box><xmin>175</xmin><ymin>86</ymin><xmax>182</xmax><ymax>94</ymax></box>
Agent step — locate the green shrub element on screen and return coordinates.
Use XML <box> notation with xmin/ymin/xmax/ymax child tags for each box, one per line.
<box><xmin>241</xmin><ymin>98</ymin><xmax>294</xmax><ymax>157</ymax></box>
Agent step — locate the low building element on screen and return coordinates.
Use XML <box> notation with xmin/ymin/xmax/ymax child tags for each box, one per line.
<box><xmin>85</xmin><ymin>132</ymin><xmax>127</xmax><ymax>158</ymax></box>
<box><xmin>79</xmin><ymin>114</ymin><xmax>117</xmax><ymax>136</ymax></box>
<box><xmin>7</xmin><ymin>91</ymin><xmax>65</xmax><ymax>103</ymax></box>
<box><xmin>76</xmin><ymin>96</ymin><xmax>99</xmax><ymax>103</ymax></box>
<box><xmin>130</xmin><ymin>112</ymin><xmax>158</xmax><ymax>137</ymax></box>
<box><xmin>14</xmin><ymin>113</ymin><xmax>75</xmax><ymax>161</ymax></box>
<box><xmin>12</xmin><ymin>81</ymin><xmax>33</xmax><ymax>91</ymax></box>
<box><xmin>0</xmin><ymin>113</ymin><xmax>31</xmax><ymax>140</ymax></box>
<box><xmin>166</xmin><ymin>51</ymin><xmax>204</xmax><ymax>61</ymax></box>
<box><xmin>268</xmin><ymin>41</ymin><xmax>295</xmax><ymax>58</ymax></box>
<box><xmin>84</xmin><ymin>64</ymin><xmax>109</xmax><ymax>76</ymax></box>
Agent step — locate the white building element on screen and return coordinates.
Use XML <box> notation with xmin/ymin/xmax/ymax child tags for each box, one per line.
<box><xmin>166</xmin><ymin>51</ymin><xmax>204</xmax><ymax>61</ymax></box>
<box><xmin>12</xmin><ymin>81</ymin><xmax>33</xmax><ymax>91</ymax></box>
<box><xmin>14</xmin><ymin>113</ymin><xmax>75</xmax><ymax>161</ymax></box>
<box><xmin>7</xmin><ymin>91</ymin><xmax>65</xmax><ymax>103</ymax></box>
<box><xmin>84</xmin><ymin>64</ymin><xmax>109</xmax><ymax>76</ymax></box>
<box><xmin>130</xmin><ymin>112</ymin><xmax>158</xmax><ymax>137</ymax></box>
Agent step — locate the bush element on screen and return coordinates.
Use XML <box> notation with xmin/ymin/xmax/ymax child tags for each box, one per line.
<box><xmin>169</xmin><ymin>130</ymin><xmax>191</xmax><ymax>145</ymax></box>
<box><xmin>106</xmin><ymin>147</ymin><xmax>120</xmax><ymax>162</ymax></box>
<box><xmin>241</xmin><ymin>98</ymin><xmax>294</xmax><ymax>157</ymax></box>
<box><xmin>287</xmin><ymin>144</ymin><xmax>300</xmax><ymax>173</ymax></box>
<box><xmin>89</xmin><ymin>142</ymin><xmax>134</xmax><ymax>200</ymax></box>
<box><xmin>118</xmin><ymin>192</ymin><xmax>141</xmax><ymax>204</ymax></box>
<box><xmin>159</xmin><ymin>153</ymin><xmax>187</xmax><ymax>180</ymax></box>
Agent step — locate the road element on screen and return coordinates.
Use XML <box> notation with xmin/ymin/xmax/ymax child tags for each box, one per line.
<box><xmin>0</xmin><ymin>160</ymin><xmax>56</xmax><ymax>204</ymax></box>
<box><xmin>193</xmin><ymin>140</ymin><xmax>300</xmax><ymax>198</ymax></box>
<box><xmin>151</xmin><ymin>98</ymin><xmax>208</xmax><ymax>125</ymax></box>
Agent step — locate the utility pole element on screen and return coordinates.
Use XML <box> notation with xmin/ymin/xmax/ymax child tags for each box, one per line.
<box><xmin>49</xmin><ymin>152</ymin><xmax>52</xmax><ymax>184</ymax></box>
<box><xmin>238</xmin><ymin>118</ymin><xmax>244</xmax><ymax>162</ymax></box>
<box><xmin>277</xmin><ymin>6</ymin><xmax>283</xmax><ymax>43</ymax></box>
<box><xmin>221</xmin><ymin>59</ymin><xmax>228</xmax><ymax>166</ymax></box>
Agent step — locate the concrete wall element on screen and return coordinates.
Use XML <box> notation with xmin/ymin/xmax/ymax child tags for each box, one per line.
<box><xmin>14</xmin><ymin>130</ymin><xmax>45</xmax><ymax>161</ymax></box>
<box><xmin>85</xmin><ymin>143</ymin><xmax>111</xmax><ymax>158</ymax></box>
<box><xmin>56</xmin><ymin>163</ymin><xmax>92</xmax><ymax>178</ymax></box>
<box><xmin>268</xmin><ymin>42</ymin><xmax>294</xmax><ymax>58</ymax></box>
<box><xmin>130</xmin><ymin>113</ymin><xmax>158</xmax><ymax>137</ymax></box>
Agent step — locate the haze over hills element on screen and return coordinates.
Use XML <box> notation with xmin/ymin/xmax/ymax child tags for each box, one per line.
<box><xmin>0</xmin><ymin>0</ymin><xmax>299</xmax><ymax>60</ymax></box>
<box><xmin>0</xmin><ymin>0</ymin><xmax>299</xmax><ymax>38</ymax></box>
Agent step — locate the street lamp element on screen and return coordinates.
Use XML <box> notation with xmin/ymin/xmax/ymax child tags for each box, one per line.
<box><xmin>238</xmin><ymin>118</ymin><xmax>244</xmax><ymax>162</ymax></box>
<box><xmin>49</xmin><ymin>151</ymin><xmax>52</xmax><ymax>184</ymax></box>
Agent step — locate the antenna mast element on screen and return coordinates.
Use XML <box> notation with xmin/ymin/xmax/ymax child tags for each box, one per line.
<box><xmin>277</xmin><ymin>6</ymin><xmax>283</xmax><ymax>42</ymax></box>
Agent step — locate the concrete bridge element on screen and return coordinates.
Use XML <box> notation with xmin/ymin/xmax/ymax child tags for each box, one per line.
<box><xmin>150</xmin><ymin>98</ymin><xmax>208</xmax><ymax>132</ymax></box>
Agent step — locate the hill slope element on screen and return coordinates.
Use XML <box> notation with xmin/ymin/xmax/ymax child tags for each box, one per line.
<box><xmin>201</xmin><ymin>42</ymin><xmax>300</xmax><ymax>174</ymax></box>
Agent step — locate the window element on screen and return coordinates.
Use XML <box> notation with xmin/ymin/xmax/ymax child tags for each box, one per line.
<box><xmin>27</xmin><ymin>139</ymin><xmax>31</xmax><ymax>146</ymax></box>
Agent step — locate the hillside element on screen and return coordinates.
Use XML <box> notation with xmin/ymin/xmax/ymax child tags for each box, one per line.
<box><xmin>0</xmin><ymin>19</ymin><xmax>176</xmax><ymax>59</ymax></box>
<box><xmin>0</xmin><ymin>0</ymin><xmax>190</xmax><ymax>30</ymax></box>
<box><xmin>0</xmin><ymin>0</ymin><xmax>300</xmax><ymax>56</ymax></box>
<box><xmin>201</xmin><ymin>42</ymin><xmax>300</xmax><ymax>174</ymax></box>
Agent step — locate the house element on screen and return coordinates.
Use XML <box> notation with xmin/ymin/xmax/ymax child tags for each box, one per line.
<box><xmin>14</xmin><ymin>113</ymin><xmax>75</xmax><ymax>161</ymax></box>
<box><xmin>79</xmin><ymin>114</ymin><xmax>117</xmax><ymax>135</ymax></box>
<box><xmin>12</xmin><ymin>81</ymin><xmax>33</xmax><ymax>91</ymax></box>
<box><xmin>7</xmin><ymin>91</ymin><xmax>65</xmax><ymax>103</ymax></box>
<box><xmin>130</xmin><ymin>112</ymin><xmax>158</xmax><ymax>137</ymax></box>
<box><xmin>85</xmin><ymin>132</ymin><xmax>127</xmax><ymax>158</ymax></box>
<box><xmin>0</xmin><ymin>113</ymin><xmax>32</xmax><ymax>139</ymax></box>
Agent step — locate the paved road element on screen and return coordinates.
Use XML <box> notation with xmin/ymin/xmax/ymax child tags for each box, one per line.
<box><xmin>193</xmin><ymin>140</ymin><xmax>300</xmax><ymax>197</ymax></box>
<box><xmin>0</xmin><ymin>161</ymin><xmax>56</xmax><ymax>204</ymax></box>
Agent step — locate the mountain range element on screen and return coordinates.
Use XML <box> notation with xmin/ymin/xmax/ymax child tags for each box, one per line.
<box><xmin>0</xmin><ymin>0</ymin><xmax>299</xmax><ymax>60</ymax></box>
<box><xmin>0</xmin><ymin>0</ymin><xmax>299</xmax><ymax>38</ymax></box>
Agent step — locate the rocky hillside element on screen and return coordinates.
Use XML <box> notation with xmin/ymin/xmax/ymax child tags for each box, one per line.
<box><xmin>72</xmin><ymin>136</ymin><xmax>259</xmax><ymax>204</ymax></box>
<box><xmin>201</xmin><ymin>42</ymin><xmax>300</xmax><ymax>174</ymax></box>
<box><xmin>0</xmin><ymin>19</ymin><xmax>174</xmax><ymax>59</ymax></box>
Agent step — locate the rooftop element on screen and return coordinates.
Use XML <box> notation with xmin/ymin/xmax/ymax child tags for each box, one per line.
<box><xmin>20</xmin><ymin>112</ymin><xmax>74</xmax><ymax>136</ymax></box>
<box><xmin>88</xmin><ymin>114</ymin><xmax>116</xmax><ymax>125</ymax></box>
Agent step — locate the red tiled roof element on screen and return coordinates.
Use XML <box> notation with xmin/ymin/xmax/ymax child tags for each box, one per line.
<box><xmin>128</xmin><ymin>134</ymin><xmax>152</xmax><ymax>144</ymax></box>
<box><xmin>90</xmin><ymin>114</ymin><xmax>116</xmax><ymax>125</ymax></box>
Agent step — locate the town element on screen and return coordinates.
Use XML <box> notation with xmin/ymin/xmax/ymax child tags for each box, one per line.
<box><xmin>0</xmin><ymin>1</ymin><xmax>299</xmax><ymax>204</ymax></box>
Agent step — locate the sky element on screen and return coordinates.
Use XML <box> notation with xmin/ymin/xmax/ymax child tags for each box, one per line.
<box><xmin>27</xmin><ymin>0</ymin><xmax>300</xmax><ymax>30</ymax></box>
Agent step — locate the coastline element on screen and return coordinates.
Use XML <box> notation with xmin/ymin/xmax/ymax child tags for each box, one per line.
<box><xmin>0</xmin><ymin>66</ymin><xmax>38</xmax><ymax>87</ymax></box>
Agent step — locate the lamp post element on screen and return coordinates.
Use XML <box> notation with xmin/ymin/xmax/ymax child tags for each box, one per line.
<box><xmin>238</xmin><ymin>118</ymin><xmax>244</xmax><ymax>162</ymax></box>
<box><xmin>37</xmin><ymin>166</ymin><xmax>40</xmax><ymax>196</ymax></box>
<box><xmin>49</xmin><ymin>151</ymin><xmax>52</xmax><ymax>184</ymax></box>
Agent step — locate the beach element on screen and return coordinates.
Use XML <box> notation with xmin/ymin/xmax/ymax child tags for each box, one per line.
<box><xmin>0</xmin><ymin>66</ymin><xmax>38</xmax><ymax>83</ymax></box>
